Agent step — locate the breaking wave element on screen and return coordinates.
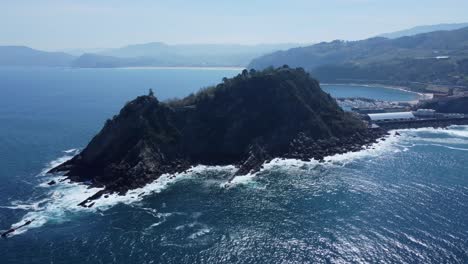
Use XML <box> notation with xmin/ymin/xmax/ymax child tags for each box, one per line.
<box><xmin>4</xmin><ymin>125</ymin><xmax>467</xmax><ymax>236</ymax></box>
<box><xmin>4</xmin><ymin>153</ymin><xmax>234</xmax><ymax>237</ymax></box>
<box><xmin>226</xmin><ymin>125</ymin><xmax>468</xmax><ymax>185</ymax></box>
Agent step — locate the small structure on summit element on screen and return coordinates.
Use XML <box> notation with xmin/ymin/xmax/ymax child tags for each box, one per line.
<box><xmin>148</xmin><ymin>88</ymin><xmax>154</xmax><ymax>97</ymax></box>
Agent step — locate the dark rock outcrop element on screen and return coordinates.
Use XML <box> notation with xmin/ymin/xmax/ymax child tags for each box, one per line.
<box><xmin>1</xmin><ymin>219</ymin><xmax>35</xmax><ymax>238</ymax></box>
<box><xmin>47</xmin><ymin>180</ymin><xmax>56</xmax><ymax>186</ymax></box>
<box><xmin>418</xmin><ymin>96</ymin><xmax>468</xmax><ymax>114</ymax></box>
<box><xmin>50</xmin><ymin>67</ymin><xmax>385</xmax><ymax>204</ymax></box>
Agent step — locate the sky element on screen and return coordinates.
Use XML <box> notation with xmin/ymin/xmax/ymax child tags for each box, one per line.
<box><xmin>1</xmin><ymin>0</ymin><xmax>468</xmax><ymax>51</ymax></box>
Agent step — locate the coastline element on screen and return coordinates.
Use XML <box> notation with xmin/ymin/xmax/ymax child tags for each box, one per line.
<box><xmin>321</xmin><ymin>82</ymin><xmax>432</xmax><ymax>100</ymax></box>
<box><xmin>108</xmin><ymin>66</ymin><xmax>245</xmax><ymax>71</ymax></box>
<box><xmin>0</xmin><ymin>65</ymin><xmax>246</xmax><ymax>71</ymax></box>
<box><xmin>60</xmin><ymin>128</ymin><xmax>389</xmax><ymax>206</ymax></box>
<box><xmin>63</xmin><ymin>122</ymin><xmax>468</xmax><ymax>203</ymax></box>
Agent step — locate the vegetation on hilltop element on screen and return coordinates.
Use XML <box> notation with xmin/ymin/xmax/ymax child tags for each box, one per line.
<box><xmin>249</xmin><ymin>27</ymin><xmax>468</xmax><ymax>90</ymax></box>
<box><xmin>378</xmin><ymin>22</ymin><xmax>468</xmax><ymax>39</ymax></box>
<box><xmin>311</xmin><ymin>58</ymin><xmax>468</xmax><ymax>89</ymax></box>
<box><xmin>165</xmin><ymin>66</ymin><xmax>366</xmax><ymax>163</ymax></box>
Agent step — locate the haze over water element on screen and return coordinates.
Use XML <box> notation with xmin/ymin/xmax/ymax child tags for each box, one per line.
<box><xmin>0</xmin><ymin>67</ymin><xmax>466</xmax><ymax>263</ymax></box>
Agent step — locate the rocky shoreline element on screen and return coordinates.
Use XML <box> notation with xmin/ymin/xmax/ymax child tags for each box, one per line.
<box><xmin>226</xmin><ymin>128</ymin><xmax>389</xmax><ymax>182</ymax></box>
<box><xmin>52</xmin><ymin>127</ymin><xmax>390</xmax><ymax>207</ymax></box>
<box><xmin>284</xmin><ymin>128</ymin><xmax>388</xmax><ymax>161</ymax></box>
<box><xmin>53</xmin><ymin>117</ymin><xmax>468</xmax><ymax>207</ymax></box>
<box><xmin>376</xmin><ymin>118</ymin><xmax>468</xmax><ymax>130</ymax></box>
<box><xmin>46</xmin><ymin>67</ymin><xmax>399</xmax><ymax>207</ymax></box>
<box><xmin>230</xmin><ymin>119</ymin><xmax>468</xmax><ymax>182</ymax></box>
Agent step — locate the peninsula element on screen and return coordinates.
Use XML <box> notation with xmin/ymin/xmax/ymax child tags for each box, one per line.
<box><xmin>50</xmin><ymin>66</ymin><xmax>386</xmax><ymax>205</ymax></box>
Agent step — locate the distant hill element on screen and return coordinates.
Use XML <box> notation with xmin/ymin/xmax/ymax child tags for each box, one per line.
<box><xmin>71</xmin><ymin>53</ymin><xmax>164</xmax><ymax>68</ymax></box>
<box><xmin>102</xmin><ymin>42</ymin><xmax>302</xmax><ymax>58</ymax></box>
<box><xmin>378</xmin><ymin>23</ymin><xmax>468</xmax><ymax>39</ymax></box>
<box><xmin>0</xmin><ymin>46</ymin><xmax>75</xmax><ymax>67</ymax></box>
<box><xmin>249</xmin><ymin>27</ymin><xmax>468</xmax><ymax>90</ymax></box>
<box><xmin>61</xmin><ymin>48</ymin><xmax>109</xmax><ymax>56</ymax></box>
<box><xmin>95</xmin><ymin>42</ymin><xmax>304</xmax><ymax>67</ymax></box>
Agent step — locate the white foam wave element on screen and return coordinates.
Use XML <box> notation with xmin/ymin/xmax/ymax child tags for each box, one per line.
<box><xmin>226</xmin><ymin>126</ymin><xmax>466</xmax><ymax>185</ymax></box>
<box><xmin>226</xmin><ymin>131</ymin><xmax>404</xmax><ymax>186</ymax></box>
<box><xmin>403</xmin><ymin>125</ymin><xmax>468</xmax><ymax>139</ymax></box>
<box><xmin>223</xmin><ymin>172</ymin><xmax>256</xmax><ymax>188</ymax></box>
<box><xmin>8</xmin><ymin>178</ymin><xmax>180</xmax><ymax>236</ymax></box>
<box><xmin>5</xmin><ymin>160</ymin><xmax>235</xmax><ymax>237</ymax></box>
<box><xmin>188</xmin><ymin>227</ymin><xmax>211</xmax><ymax>239</ymax></box>
<box><xmin>0</xmin><ymin>198</ymin><xmax>50</xmax><ymax>211</ymax></box>
<box><xmin>414</xmin><ymin>137</ymin><xmax>468</xmax><ymax>145</ymax></box>
<box><xmin>7</xmin><ymin>126</ymin><xmax>468</xmax><ymax>236</ymax></box>
<box><xmin>323</xmin><ymin>131</ymin><xmax>402</xmax><ymax>165</ymax></box>
<box><xmin>414</xmin><ymin>143</ymin><xmax>468</xmax><ymax>152</ymax></box>
<box><xmin>439</xmin><ymin>129</ymin><xmax>468</xmax><ymax>139</ymax></box>
<box><xmin>63</xmin><ymin>148</ymin><xmax>78</xmax><ymax>154</ymax></box>
<box><xmin>39</xmin><ymin>150</ymin><xmax>79</xmax><ymax>176</ymax></box>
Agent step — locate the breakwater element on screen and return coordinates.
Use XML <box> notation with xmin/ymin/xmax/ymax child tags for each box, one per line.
<box><xmin>376</xmin><ymin>117</ymin><xmax>468</xmax><ymax>130</ymax></box>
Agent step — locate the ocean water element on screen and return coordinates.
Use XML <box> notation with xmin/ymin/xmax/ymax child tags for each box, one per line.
<box><xmin>322</xmin><ymin>84</ymin><xmax>420</xmax><ymax>101</ymax></box>
<box><xmin>0</xmin><ymin>67</ymin><xmax>466</xmax><ymax>263</ymax></box>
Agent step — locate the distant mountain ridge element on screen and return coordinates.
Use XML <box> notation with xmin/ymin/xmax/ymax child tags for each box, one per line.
<box><xmin>249</xmin><ymin>26</ymin><xmax>468</xmax><ymax>90</ymax></box>
<box><xmin>71</xmin><ymin>53</ymin><xmax>166</xmax><ymax>68</ymax></box>
<box><xmin>0</xmin><ymin>43</ymin><xmax>303</xmax><ymax>68</ymax></box>
<box><xmin>102</xmin><ymin>42</ymin><xmax>303</xmax><ymax>57</ymax></box>
<box><xmin>0</xmin><ymin>46</ymin><xmax>75</xmax><ymax>67</ymax></box>
<box><xmin>378</xmin><ymin>22</ymin><xmax>468</xmax><ymax>39</ymax></box>
<box><xmin>92</xmin><ymin>42</ymin><xmax>304</xmax><ymax>67</ymax></box>
<box><xmin>5</xmin><ymin>23</ymin><xmax>468</xmax><ymax>71</ymax></box>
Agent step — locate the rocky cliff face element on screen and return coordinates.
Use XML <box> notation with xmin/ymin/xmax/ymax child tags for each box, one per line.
<box><xmin>51</xmin><ymin>95</ymin><xmax>190</xmax><ymax>194</ymax></box>
<box><xmin>51</xmin><ymin>67</ymin><xmax>383</xmax><ymax>203</ymax></box>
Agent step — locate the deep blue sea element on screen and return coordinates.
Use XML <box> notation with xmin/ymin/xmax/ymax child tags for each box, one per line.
<box><xmin>0</xmin><ymin>67</ymin><xmax>466</xmax><ymax>264</ymax></box>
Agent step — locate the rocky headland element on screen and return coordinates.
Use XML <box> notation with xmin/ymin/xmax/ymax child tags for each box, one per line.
<box><xmin>50</xmin><ymin>66</ymin><xmax>387</xmax><ymax>206</ymax></box>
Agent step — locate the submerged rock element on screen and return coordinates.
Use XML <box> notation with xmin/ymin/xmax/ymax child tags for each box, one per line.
<box><xmin>49</xmin><ymin>66</ymin><xmax>385</xmax><ymax>204</ymax></box>
<box><xmin>1</xmin><ymin>219</ymin><xmax>35</xmax><ymax>238</ymax></box>
<box><xmin>47</xmin><ymin>180</ymin><xmax>56</xmax><ymax>186</ymax></box>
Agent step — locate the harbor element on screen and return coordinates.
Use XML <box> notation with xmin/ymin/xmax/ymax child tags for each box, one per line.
<box><xmin>339</xmin><ymin>91</ymin><xmax>468</xmax><ymax>130</ymax></box>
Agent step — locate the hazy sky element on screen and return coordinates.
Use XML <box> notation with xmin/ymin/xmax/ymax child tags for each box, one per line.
<box><xmin>1</xmin><ymin>0</ymin><xmax>468</xmax><ymax>50</ymax></box>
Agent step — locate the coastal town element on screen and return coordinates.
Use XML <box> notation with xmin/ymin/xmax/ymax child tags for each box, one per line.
<box><xmin>337</xmin><ymin>86</ymin><xmax>468</xmax><ymax>129</ymax></box>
